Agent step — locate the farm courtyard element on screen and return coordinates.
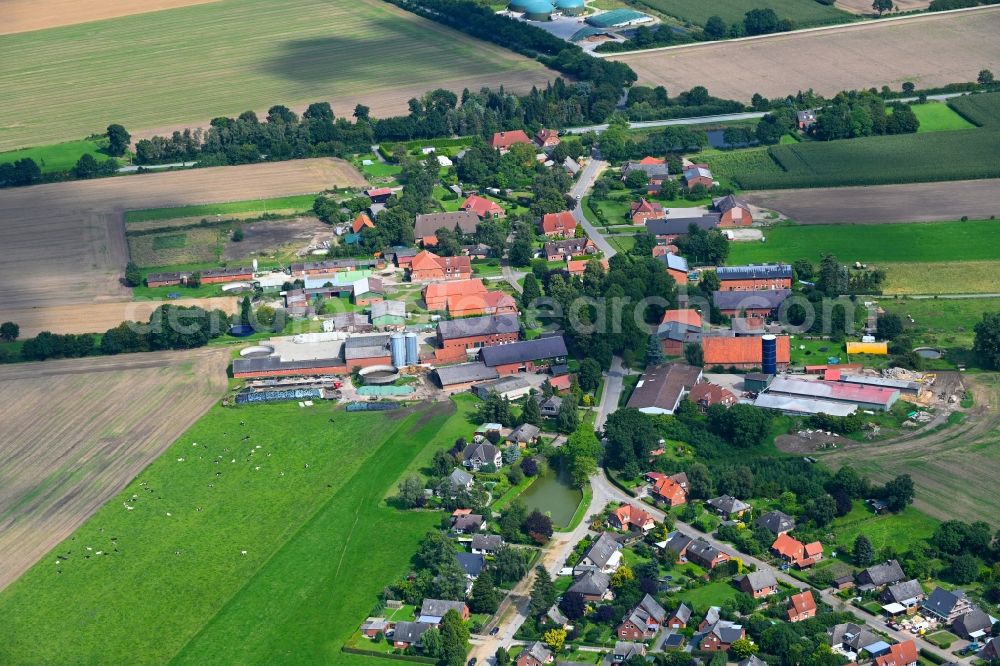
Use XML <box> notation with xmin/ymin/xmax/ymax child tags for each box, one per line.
<box><xmin>0</xmin><ymin>0</ymin><xmax>555</xmax><ymax>151</ymax></box>
<box><xmin>0</xmin><ymin>348</ymin><xmax>230</xmax><ymax>592</ymax></box>
<box><xmin>610</xmin><ymin>8</ymin><xmax>1000</xmax><ymax>102</ymax></box>
<box><xmin>0</xmin><ymin>159</ymin><xmax>360</xmax><ymax>333</ymax></box>
<box><xmin>0</xmin><ymin>398</ymin><xmax>476</xmax><ymax>665</ymax></box>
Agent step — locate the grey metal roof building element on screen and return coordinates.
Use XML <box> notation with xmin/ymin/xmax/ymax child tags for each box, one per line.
<box><xmin>435</xmin><ymin>362</ymin><xmax>499</xmax><ymax>387</ymax></box>
<box><xmin>343</xmin><ymin>334</ymin><xmax>391</xmax><ymax>360</ymax></box>
<box><xmin>626</xmin><ymin>363</ymin><xmax>703</xmax><ymax>415</ymax></box>
<box><xmin>419</xmin><ymin>599</ymin><xmax>467</xmax><ymax>620</ymax></box>
<box><xmin>716</xmin><ymin>264</ymin><xmax>792</xmax><ymax>281</ymax></box>
<box><xmin>754</xmin><ymin>393</ymin><xmax>858</xmax><ymax>417</ymax></box>
<box><xmin>712</xmin><ymin>289</ymin><xmax>791</xmax><ymax>312</ymax></box>
<box><xmin>657</xmin><ymin>252</ymin><xmax>689</xmax><ymax>272</ymax></box>
<box><xmin>766</xmin><ymin>376</ymin><xmax>899</xmax><ymax>410</ymax></box>
<box><xmin>837</xmin><ymin>373</ymin><xmax>922</xmax><ymax>394</ymax></box>
<box><xmin>480</xmin><ymin>336</ymin><xmax>567</xmax><ymax>367</ymax></box>
<box><xmin>414</xmin><ymin>211</ymin><xmax>481</xmax><ymax>238</ymax></box>
<box><xmin>438</xmin><ymin>314</ymin><xmax>520</xmax><ymax>341</ymax></box>
<box><xmin>233</xmin><ymin>355</ymin><xmax>343</xmax><ymax>375</ymax></box>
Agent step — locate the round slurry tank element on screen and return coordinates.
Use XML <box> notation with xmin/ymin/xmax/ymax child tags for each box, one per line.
<box><xmin>523</xmin><ymin>0</ymin><xmax>553</xmax><ymax>20</ymax></box>
<box><xmin>240</xmin><ymin>345</ymin><xmax>274</xmax><ymax>358</ymax></box>
<box><xmin>913</xmin><ymin>347</ymin><xmax>943</xmax><ymax>359</ymax></box>
<box><xmin>390</xmin><ymin>333</ymin><xmax>406</xmax><ymax>368</ymax></box>
<box><xmin>359</xmin><ymin>365</ymin><xmax>401</xmax><ymax>385</ymax></box>
<box><xmin>508</xmin><ymin>0</ymin><xmax>531</xmax><ymax>11</ymax></box>
<box><xmin>221</xmin><ymin>282</ymin><xmax>254</xmax><ymax>293</ymax></box>
<box><xmin>405</xmin><ymin>332</ymin><xmax>419</xmax><ymax>366</ymax></box>
<box><xmin>554</xmin><ymin>0</ymin><xmax>584</xmax><ymax>15</ymax></box>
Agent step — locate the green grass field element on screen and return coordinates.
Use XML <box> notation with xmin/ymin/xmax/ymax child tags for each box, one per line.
<box><xmin>634</xmin><ymin>0</ymin><xmax>851</xmax><ymax>28</ymax></box>
<box><xmin>0</xmin><ymin>398</ymin><xmax>476</xmax><ymax>664</ymax></box>
<box><xmin>911</xmin><ymin>102</ymin><xmax>976</xmax><ymax>133</ymax></box>
<box><xmin>881</xmin><ymin>261</ymin><xmax>1000</xmax><ymax>295</ymax></box>
<box><xmin>827</xmin><ymin>501</ymin><xmax>938</xmax><ymax>555</ymax></box>
<box><xmin>125</xmin><ymin>194</ymin><xmax>320</xmax><ymax>224</ymax></box>
<box><xmin>0</xmin><ymin>0</ymin><xmax>549</xmax><ymax>152</ymax></box>
<box><xmin>676</xmin><ymin>579</ymin><xmax>740</xmax><ymax>611</ymax></box>
<box><xmin>881</xmin><ymin>296</ymin><xmax>1000</xmax><ymax>348</ymax></box>
<box><xmin>728</xmin><ymin>220</ymin><xmax>1000</xmax><ymax>264</ymax></box>
<box><xmin>0</xmin><ymin>138</ymin><xmax>117</xmax><ymax>173</ymax></box>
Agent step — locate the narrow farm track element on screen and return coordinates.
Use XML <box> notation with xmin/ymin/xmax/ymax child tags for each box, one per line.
<box><xmin>0</xmin><ymin>348</ymin><xmax>230</xmax><ymax>591</ymax></box>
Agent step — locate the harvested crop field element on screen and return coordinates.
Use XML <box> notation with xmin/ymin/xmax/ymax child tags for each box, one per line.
<box><xmin>610</xmin><ymin>8</ymin><xmax>1000</xmax><ymax>101</ymax></box>
<box><xmin>5</xmin><ymin>298</ymin><xmax>239</xmax><ymax>338</ymax></box>
<box><xmin>0</xmin><ymin>348</ymin><xmax>230</xmax><ymax>591</ymax></box>
<box><xmin>745</xmin><ymin>179</ymin><xmax>1000</xmax><ymax>223</ymax></box>
<box><xmin>0</xmin><ymin>159</ymin><xmax>359</xmax><ymax>324</ymax></box>
<box><xmin>835</xmin><ymin>0</ymin><xmax>929</xmax><ymax>14</ymax></box>
<box><xmin>817</xmin><ymin>373</ymin><xmax>1000</xmax><ymax>526</ymax></box>
<box><xmin>0</xmin><ymin>0</ymin><xmax>221</xmax><ymax>35</ymax></box>
<box><xmin>0</xmin><ymin>0</ymin><xmax>555</xmax><ymax>151</ymax></box>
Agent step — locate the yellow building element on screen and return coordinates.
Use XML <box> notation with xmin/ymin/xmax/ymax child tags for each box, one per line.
<box><xmin>846</xmin><ymin>341</ymin><xmax>888</xmax><ymax>355</ymax></box>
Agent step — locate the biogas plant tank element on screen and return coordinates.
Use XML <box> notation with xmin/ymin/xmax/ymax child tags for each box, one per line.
<box><xmin>554</xmin><ymin>0</ymin><xmax>584</xmax><ymax>15</ymax></box>
<box><xmin>521</xmin><ymin>0</ymin><xmax>554</xmax><ymax>21</ymax></box>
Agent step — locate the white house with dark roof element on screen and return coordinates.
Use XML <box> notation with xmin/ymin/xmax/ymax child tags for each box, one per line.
<box><xmin>461</xmin><ymin>441</ymin><xmax>502</xmax><ymax>471</ymax></box>
<box><xmin>576</xmin><ymin>533</ymin><xmax>623</xmax><ymax>574</ymax></box>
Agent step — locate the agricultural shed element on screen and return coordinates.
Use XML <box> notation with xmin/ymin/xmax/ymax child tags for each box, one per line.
<box><xmin>846</xmin><ymin>341</ymin><xmax>889</xmax><ymax>355</ymax></box>
<box><xmin>586</xmin><ymin>8</ymin><xmax>653</xmax><ymax>27</ymax></box>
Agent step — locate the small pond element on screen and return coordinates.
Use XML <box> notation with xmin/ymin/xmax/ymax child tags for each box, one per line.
<box><xmin>519</xmin><ymin>466</ymin><xmax>583</xmax><ymax>528</ymax></box>
<box><xmin>914</xmin><ymin>347</ymin><xmax>943</xmax><ymax>359</ymax></box>
<box><xmin>706</xmin><ymin>129</ymin><xmax>760</xmax><ymax>150</ymax></box>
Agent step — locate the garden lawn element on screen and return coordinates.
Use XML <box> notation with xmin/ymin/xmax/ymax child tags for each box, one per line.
<box><xmin>0</xmin><ymin>399</ymin><xmax>469</xmax><ymax>665</ymax></box>
<box><xmin>0</xmin><ymin>138</ymin><xmax>115</xmax><ymax>173</ymax></box>
<box><xmin>727</xmin><ymin>220</ymin><xmax>1000</xmax><ymax>265</ymax></box>
<box><xmin>826</xmin><ymin>501</ymin><xmax>938</xmax><ymax>555</ymax></box>
<box><xmin>125</xmin><ymin>194</ymin><xmax>320</xmax><ymax>224</ymax></box>
<box><xmin>676</xmin><ymin>579</ymin><xmax>740</xmax><ymax>610</ymax></box>
<box><xmin>911</xmin><ymin>102</ymin><xmax>976</xmax><ymax>133</ymax></box>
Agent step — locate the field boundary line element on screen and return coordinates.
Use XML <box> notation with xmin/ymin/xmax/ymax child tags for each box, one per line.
<box><xmin>598</xmin><ymin>4</ymin><xmax>1000</xmax><ymax>57</ymax></box>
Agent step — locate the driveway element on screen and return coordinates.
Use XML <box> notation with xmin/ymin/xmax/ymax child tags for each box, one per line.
<box><xmin>571</xmin><ymin>157</ymin><xmax>615</xmax><ymax>258</ymax></box>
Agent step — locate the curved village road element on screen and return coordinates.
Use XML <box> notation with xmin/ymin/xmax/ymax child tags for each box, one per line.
<box><xmin>470</xmin><ymin>355</ymin><xmax>966</xmax><ymax>663</ymax></box>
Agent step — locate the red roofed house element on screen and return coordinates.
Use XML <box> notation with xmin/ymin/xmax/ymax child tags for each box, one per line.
<box><xmin>701</xmin><ymin>336</ymin><xmax>791</xmax><ymax>371</ymax></box>
<box><xmin>423</xmin><ymin>278</ymin><xmax>486</xmax><ymax>311</ymax></box>
<box><xmin>651</xmin><ymin>244</ymin><xmax>679</xmax><ymax>258</ymax></box>
<box><xmin>541</xmin><ymin>211</ymin><xmax>577</xmax><ymax>238</ymax></box>
<box><xmin>567</xmin><ymin>258</ymin><xmax>609</xmax><ymax>277</ymax></box>
<box><xmin>682</xmin><ymin>163</ymin><xmax>715</xmax><ymax>189</ymax></box>
<box><xmin>484</xmin><ymin>290</ymin><xmax>518</xmax><ymax>315</ymax></box>
<box><xmin>874</xmin><ymin>640</ymin><xmax>918</xmax><ymax>666</ymax></box>
<box><xmin>652</xmin><ymin>476</ymin><xmax>687</xmax><ymax>507</ymax></box>
<box><xmin>490</xmin><ymin>130</ymin><xmax>533</xmax><ymax>153</ymax></box>
<box><xmin>771</xmin><ymin>533</ymin><xmax>823</xmax><ymax>568</ymax></box>
<box><xmin>713</xmin><ymin>195</ymin><xmax>753</xmax><ymax>228</ymax></box>
<box><xmin>662</xmin><ymin>309</ymin><xmax>702</xmax><ymax>328</ymax></box>
<box><xmin>639</xmin><ymin>156</ymin><xmax>665</xmax><ymax>165</ymax></box>
<box><xmin>629</xmin><ymin>198</ymin><xmax>664</xmax><ymax>225</ymax></box>
<box><xmin>787</xmin><ymin>590</ymin><xmax>817</xmax><ymax>622</ymax></box>
<box><xmin>364</xmin><ymin>187</ymin><xmax>392</xmax><ymax>203</ymax></box>
<box><xmin>688</xmin><ymin>382</ymin><xmax>737</xmax><ymax>411</ymax></box>
<box><xmin>462</xmin><ymin>195</ymin><xmax>506</xmax><ymax>220</ymax></box>
<box><xmin>352</xmin><ymin>212</ymin><xmax>375</xmax><ymax>234</ymax></box>
<box><xmin>535</xmin><ymin>128</ymin><xmax>560</xmax><ymax>149</ymax></box>
<box><xmin>609</xmin><ymin>504</ymin><xmax>656</xmax><ymax>532</ymax></box>
<box><xmin>409</xmin><ymin>250</ymin><xmax>472</xmax><ymax>282</ymax></box>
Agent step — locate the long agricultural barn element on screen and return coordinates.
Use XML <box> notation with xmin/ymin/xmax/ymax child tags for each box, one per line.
<box><xmin>480</xmin><ymin>335</ymin><xmax>568</xmax><ymax>375</ymax></box>
<box><xmin>753</xmin><ymin>393</ymin><xmax>857</xmax><ymax>417</ymax></box>
<box><xmin>765</xmin><ymin>376</ymin><xmax>899</xmax><ymax>411</ymax></box>
<box><xmin>834</xmin><ymin>373</ymin><xmax>922</xmax><ymax>395</ymax></box>
<box><xmin>437</xmin><ymin>314</ymin><xmax>521</xmax><ymax>350</ymax></box>
<box><xmin>435</xmin><ymin>362</ymin><xmax>500</xmax><ymax>392</ymax></box>
<box><xmin>716</xmin><ymin>264</ymin><xmax>793</xmax><ymax>291</ymax></box>
<box><xmin>712</xmin><ymin>289</ymin><xmax>791</xmax><ymax>320</ymax></box>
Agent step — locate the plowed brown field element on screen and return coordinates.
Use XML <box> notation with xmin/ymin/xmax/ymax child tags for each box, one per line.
<box><xmin>611</xmin><ymin>8</ymin><xmax>1000</xmax><ymax>101</ymax></box>
<box><xmin>0</xmin><ymin>0</ymin><xmax>221</xmax><ymax>35</ymax></box>
<box><xmin>0</xmin><ymin>159</ymin><xmax>362</xmax><ymax>329</ymax></box>
<box><xmin>0</xmin><ymin>348</ymin><xmax>230</xmax><ymax>590</ymax></box>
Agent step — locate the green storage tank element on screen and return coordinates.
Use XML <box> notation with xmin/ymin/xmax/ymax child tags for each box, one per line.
<box><xmin>554</xmin><ymin>0</ymin><xmax>585</xmax><ymax>15</ymax></box>
<box><xmin>522</xmin><ymin>0</ymin><xmax>553</xmax><ymax>20</ymax></box>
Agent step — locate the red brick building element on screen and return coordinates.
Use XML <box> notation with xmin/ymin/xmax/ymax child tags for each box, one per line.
<box><xmin>629</xmin><ymin>198</ymin><xmax>664</xmax><ymax>225</ymax></box>
<box><xmin>716</xmin><ymin>264</ymin><xmax>793</xmax><ymax>291</ymax></box>
<box><xmin>701</xmin><ymin>336</ymin><xmax>791</xmax><ymax>370</ymax></box>
<box><xmin>437</xmin><ymin>314</ymin><xmax>520</xmax><ymax>350</ymax></box>
<box><xmin>461</xmin><ymin>195</ymin><xmax>505</xmax><ymax>219</ymax></box>
<box><xmin>713</xmin><ymin>195</ymin><xmax>753</xmax><ymax>228</ymax></box>
<box><xmin>787</xmin><ymin>590</ymin><xmax>817</xmax><ymax>622</ymax></box>
<box><xmin>423</xmin><ymin>278</ymin><xmax>486</xmax><ymax>311</ymax></box>
<box><xmin>540</xmin><ymin>211</ymin><xmax>577</xmax><ymax>238</ymax></box>
<box><xmin>408</xmin><ymin>250</ymin><xmax>472</xmax><ymax>282</ymax></box>
<box><xmin>490</xmin><ymin>130</ymin><xmax>533</xmax><ymax>153</ymax></box>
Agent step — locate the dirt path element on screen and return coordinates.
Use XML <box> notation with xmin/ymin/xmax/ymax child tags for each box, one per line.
<box><xmin>0</xmin><ymin>348</ymin><xmax>231</xmax><ymax>591</ymax></box>
<box><xmin>610</xmin><ymin>7</ymin><xmax>1000</xmax><ymax>101</ymax></box>
<box><xmin>745</xmin><ymin>179</ymin><xmax>1000</xmax><ymax>224</ymax></box>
